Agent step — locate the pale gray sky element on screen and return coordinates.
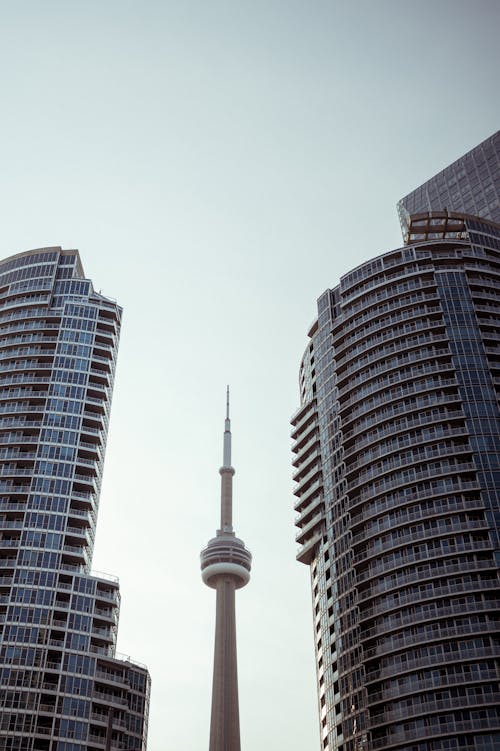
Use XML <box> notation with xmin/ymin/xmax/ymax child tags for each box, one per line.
<box><xmin>0</xmin><ymin>1</ymin><xmax>499</xmax><ymax>749</ymax></box>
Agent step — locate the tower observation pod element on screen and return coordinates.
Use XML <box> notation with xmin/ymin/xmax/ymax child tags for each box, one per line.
<box><xmin>200</xmin><ymin>388</ymin><xmax>252</xmax><ymax>751</ymax></box>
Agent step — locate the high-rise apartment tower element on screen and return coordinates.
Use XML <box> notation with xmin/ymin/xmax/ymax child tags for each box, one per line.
<box><xmin>200</xmin><ymin>390</ymin><xmax>251</xmax><ymax>751</ymax></box>
<box><xmin>0</xmin><ymin>248</ymin><xmax>150</xmax><ymax>751</ymax></box>
<box><xmin>292</xmin><ymin>135</ymin><xmax>500</xmax><ymax>751</ymax></box>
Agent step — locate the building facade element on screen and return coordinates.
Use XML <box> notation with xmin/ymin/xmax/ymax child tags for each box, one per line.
<box><xmin>292</xmin><ymin>214</ymin><xmax>500</xmax><ymax>751</ymax></box>
<box><xmin>0</xmin><ymin>248</ymin><xmax>149</xmax><ymax>751</ymax></box>
<box><xmin>397</xmin><ymin>131</ymin><xmax>500</xmax><ymax>239</ymax></box>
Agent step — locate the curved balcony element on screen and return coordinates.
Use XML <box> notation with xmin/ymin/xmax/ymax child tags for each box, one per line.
<box><xmin>336</xmin><ymin>330</ymin><xmax>449</xmax><ymax>375</ymax></box>
<box><xmin>335</xmin><ymin>317</ymin><xmax>446</xmax><ymax>365</ymax></box>
<box><xmin>0</xmin><ymin>416</ymin><xmax>42</xmax><ymax>430</ymax></box>
<box><xmin>354</xmin><ymin>519</ymin><xmax>489</xmax><ymax>563</ymax></box>
<box><xmin>358</xmin><ymin>555</ymin><xmax>495</xmax><ymax>599</ymax></box>
<box><xmin>360</xmin><ymin>598</ymin><xmax>499</xmax><ymax>642</ymax></box>
<box><xmin>360</xmin><ymin>578</ymin><xmax>498</xmax><ymax>619</ymax></box>
<box><xmin>296</xmin><ymin>510</ymin><xmax>325</xmax><ymax>546</ymax></box>
<box><xmin>365</xmin><ymin>644</ymin><xmax>500</xmax><ymax>684</ymax></box>
<box><xmin>370</xmin><ymin>691</ymin><xmax>500</xmax><ymax>730</ymax></box>
<box><xmin>346</xmin><ymin>424</ymin><xmax>469</xmax><ymax>471</ymax></box>
<box><xmin>367</xmin><ymin>667</ymin><xmax>499</xmax><ymax>704</ymax></box>
<box><xmin>344</xmin><ymin>394</ymin><xmax>463</xmax><ymax>444</ymax></box>
<box><xmin>357</xmin><ymin>539</ymin><xmax>493</xmax><ymax>585</ymax></box>
<box><xmin>364</xmin><ymin>619</ymin><xmax>498</xmax><ymax>660</ymax></box>
<box><xmin>333</xmin><ymin>285</ymin><xmax>439</xmax><ymax>334</ymax></box>
<box><xmin>343</xmin><ymin>403</ymin><xmax>464</xmax><ymax>449</ymax></box>
<box><xmin>293</xmin><ymin>461</ymin><xmax>322</xmax><ymax>497</ymax></box>
<box><xmin>335</xmin><ymin>304</ymin><xmax>443</xmax><ymax>355</ymax></box>
<box><xmin>349</xmin><ymin>465</ymin><xmax>477</xmax><ymax>515</ymax></box>
<box><xmin>353</xmin><ymin>495</ymin><xmax>484</xmax><ymax>543</ymax></box>
<box><xmin>369</xmin><ymin>714</ymin><xmax>500</xmax><ymax>750</ymax></box>
<box><xmin>348</xmin><ymin>444</ymin><xmax>472</xmax><ymax>493</ymax></box>
<box><xmin>0</xmin><ymin>388</ymin><xmax>47</xmax><ymax>404</ymax></box>
<box><xmin>292</xmin><ymin>412</ymin><xmax>318</xmax><ymax>453</ymax></box>
<box><xmin>342</xmin><ymin>380</ymin><xmax>459</xmax><ymax>426</ymax></box>
<box><xmin>339</xmin><ymin>358</ymin><xmax>455</xmax><ymax>406</ymax></box>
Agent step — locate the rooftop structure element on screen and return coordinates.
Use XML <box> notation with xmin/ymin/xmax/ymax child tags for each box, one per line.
<box><xmin>397</xmin><ymin>130</ymin><xmax>500</xmax><ymax>238</ymax></box>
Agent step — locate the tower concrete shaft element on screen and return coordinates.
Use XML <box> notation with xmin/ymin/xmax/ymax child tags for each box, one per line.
<box><xmin>200</xmin><ymin>388</ymin><xmax>251</xmax><ymax>751</ymax></box>
<box><xmin>209</xmin><ymin>578</ymin><xmax>240</xmax><ymax>751</ymax></box>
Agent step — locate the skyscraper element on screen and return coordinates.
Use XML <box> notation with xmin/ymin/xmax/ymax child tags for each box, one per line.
<box><xmin>200</xmin><ymin>390</ymin><xmax>251</xmax><ymax>751</ymax></box>
<box><xmin>0</xmin><ymin>248</ymin><xmax>149</xmax><ymax>751</ymax></box>
<box><xmin>397</xmin><ymin>131</ymin><xmax>500</xmax><ymax>238</ymax></box>
<box><xmin>292</xmin><ymin>139</ymin><xmax>500</xmax><ymax>751</ymax></box>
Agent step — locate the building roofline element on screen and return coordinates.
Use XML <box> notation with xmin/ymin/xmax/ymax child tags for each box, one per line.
<box><xmin>0</xmin><ymin>246</ymin><xmax>85</xmax><ymax>277</ymax></box>
<box><xmin>397</xmin><ymin>130</ymin><xmax>500</xmax><ymax>206</ymax></box>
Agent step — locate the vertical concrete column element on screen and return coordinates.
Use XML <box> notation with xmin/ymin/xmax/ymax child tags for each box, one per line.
<box><xmin>209</xmin><ymin>577</ymin><xmax>240</xmax><ymax>751</ymax></box>
<box><xmin>220</xmin><ymin>467</ymin><xmax>234</xmax><ymax>532</ymax></box>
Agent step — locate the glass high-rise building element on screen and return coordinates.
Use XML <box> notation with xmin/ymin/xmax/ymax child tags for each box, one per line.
<box><xmin>397</xmin><ymin>131</ymin><xmax>500</xmax><ymax>238</ymax></box>
<box><xmin>292</xmin><ymin>212</ymin><xmax>500</xmax><ymax>751</ymax></box>
<box><xmin>0</xmin><ymin>248</ymin><xmax>149</xmax><ymax>751</ymax></box>
<box><xmin>292</xmin><ymin>132</ymin><xmax>500</xmax><ymax>751</ymax></box>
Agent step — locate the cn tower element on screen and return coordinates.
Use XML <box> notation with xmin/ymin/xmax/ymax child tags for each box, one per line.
<box><xmin>200</xmin><ymin>388</ymin><xmax>252</xmax><ymax>751</ymax></box>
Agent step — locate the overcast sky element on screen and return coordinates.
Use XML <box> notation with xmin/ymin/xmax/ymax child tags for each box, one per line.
<box><xmin>0</xmin><ymin>1</ymin><xmax>499</xmax><ymax>749</ymax></box>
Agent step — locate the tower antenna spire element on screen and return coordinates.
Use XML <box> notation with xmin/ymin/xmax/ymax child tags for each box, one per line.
<box><xmin>223</xmin><ymin>385</ymin><xmax>231</xmax><ymax>470</ymax></box>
